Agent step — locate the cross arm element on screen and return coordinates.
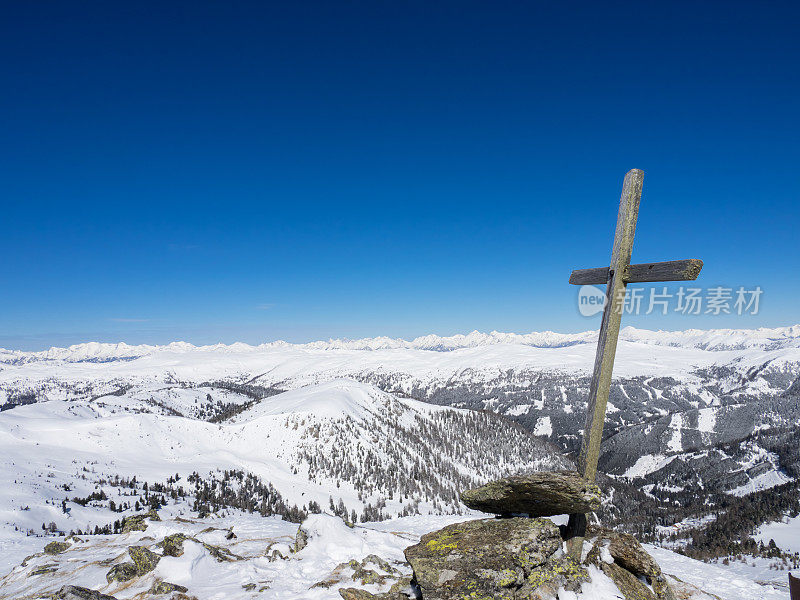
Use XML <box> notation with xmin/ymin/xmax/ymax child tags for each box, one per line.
<box><xmin>569</xmin><ymin>258</ymin><xmax>703</xmax><ymax>285</ymax></box>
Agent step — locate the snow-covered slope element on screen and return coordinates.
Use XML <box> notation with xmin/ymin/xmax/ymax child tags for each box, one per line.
<box><xmin>0</xmin><ymin>379</ymin><xmax>568</xmax><ymax>572</ymax></box>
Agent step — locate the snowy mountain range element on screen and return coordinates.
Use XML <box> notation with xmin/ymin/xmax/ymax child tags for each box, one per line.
<box><xmin>0</xmin><ymin>325</ymin><xmax>798</xmax><ymax>598</ymax></box>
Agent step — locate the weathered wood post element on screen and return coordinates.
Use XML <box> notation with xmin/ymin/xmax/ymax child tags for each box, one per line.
<box><xmin>565</xmin><ymin>169</ymin><xmax>703</xmax><ymax>559</ymax></box>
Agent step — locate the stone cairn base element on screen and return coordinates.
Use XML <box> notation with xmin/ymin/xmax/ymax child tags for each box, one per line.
<box><xmin>345</xmin><ymin>471</ymin><xmax>677</xmax><ymax>600</ymax></box>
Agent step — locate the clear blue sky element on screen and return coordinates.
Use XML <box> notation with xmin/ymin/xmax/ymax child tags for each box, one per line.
<box><xmin>2</xmin><ymin>1</ymin><xmax>798</xmax><ymax>350</ymax></box>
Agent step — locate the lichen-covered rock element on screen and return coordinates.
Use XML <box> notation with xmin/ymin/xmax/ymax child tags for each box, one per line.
<box><xmin>44</xmin><ymin>541</ymin><xmax>71</xmax><ymax>555</ymax></box>
<box><xmin>149</xmin><ymin>580</ymin><xmax>189</xmax><ymax>594</ymax></box>
<box><xmin>29</xmin><ymin>564</ymin><xmax>58</xmax><ymax>576</ymax></box>
<box><xmin>339</xmin><ymin>590</ymin><xmax>381</xmax><ymax>600</ymax></box>
<box><xmin>295</xmin><ymin>524</ymin><xmax>309</xmax><ymax>552</ymax></box>
<box><xmin>157</xmin><ymin>533</ymin><xmax>188</xmax><ymax>557</ymax></box>
<box><xmin>128</xmin><ymin>545</ymin><xmax>160</xmax><ymax>574</ymax></box>
<box><xmin>50</xmin><ymin>585</ymin><xmax>119</xmax><ymax>600</ymax></box>
<box><xmin>120</xmin><ymin>509</ymin><xmax>161</xmax><ymax>533</ymax></box>
<box><xmin>105</xmin><ymin>562</ymin><xmax>138</xmax><ymax>583</ymax></box>
<box><xmin>460</xmin><ymin>471</ymin><xmax>601</xmax><ymax>516</ymax></box>
<box><xmin>404</xmin><ymin>517</ymin><xmax>588</xmax><ymax>600</ymax></box>
<box><xmin>338</xmin><ymin>579</ymin><xmax>413</xmax><ymax>600</ymax></box>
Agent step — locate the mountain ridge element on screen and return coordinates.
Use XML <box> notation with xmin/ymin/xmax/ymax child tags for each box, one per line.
<box><xmin>2</xmin><ymin>324</ymin><xmax>800</xmax><ymax>364</ymax></box>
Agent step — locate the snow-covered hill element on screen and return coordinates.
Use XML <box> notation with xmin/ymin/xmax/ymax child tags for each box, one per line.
<box><xmin>0</xmin><ymin>380</ymin><xmax>567</xmax><ymax>569</ymax></box>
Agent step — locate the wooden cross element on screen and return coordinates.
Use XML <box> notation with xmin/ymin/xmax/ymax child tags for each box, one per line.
<box><xmin>564</xmin><ymin>169</ymin><xmax>703</xmax><ymax>559</ymax></box>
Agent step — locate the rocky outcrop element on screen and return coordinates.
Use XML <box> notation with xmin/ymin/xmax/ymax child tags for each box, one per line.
<box><xmin>585</xmin><ymin>526</ymin><xmax>676</xmax><ymax>600</ymax></box>
<box><xmin>404</xmin><ymin>517</ymin><xmax>588</xmax><ymax>600</ymax></box>
<box><xmin>158</xmin><ymin>532</ymin><xmax>188</xmax><ymax>557</ymax></box>
<box><xmin>128</xmin><ymin>545</ymin><xmax>160</xmax><ymax>574</ymax></box>
<box><xmin>50</xmin><ymin>585</ymin><xmax>119</xmax><ymax>600</ymax></box>
<box><xmin>105</xmin><ymin>544</ymin><xmax>161</xmax><ymax>583</ymax></box>
<box><xmin>43</xmin><ymin>541</ymin><xmax>71</xmax><ymax>555</ymax></box>
<box><xmin>120</xmin><ymin>509</ymin><xmax>161</xmax><ymax>533</ymax></box>
<box><xmin>460</xmin><ymin>471</ymin><xmax>601</xmax><ymax>516</ymax></box>
<box><xmin>339</xmin><ymin>579</ymin><xmax>414</xmax><ymax>600</ymax></box>
<box><xmin>149</xmin><ymin>580</ymin><xmax>189</xmax><ymax>594</ymax></box>
<box><xmin>105</xmin><ymin>562</ymin><xmax>138</xmax><ymax>583</ymax></box>
<box><xmin>29</xmin><ymin>564</ymin><xmax>58</xmax><ymax>576</ymax></box>
<box><xmin>394</xmin><ymin>472</ymin><xmax>676</xmax><ymax>600</ymax></box>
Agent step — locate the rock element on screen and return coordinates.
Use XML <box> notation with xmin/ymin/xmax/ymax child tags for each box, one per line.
<box><xmin>120</xmin><ymin>509</ymin><xmax>160</xmax><ymax>533</ymax></box>
<box><xmin>404</xmin><ymin>517</ymin><xmax>588</xmax><ymax>600</ymax></box>
<box><xmin>22</xmin><ymin>553</ymin><xmax>40</xmax><ymax>567</ymax></box>
<box><xmin>105</xmin><ymin>562</ymin><xmax>138</xmax><ymax>583</ymax></box>
<box><xmin>600</xmin><ymin>561</ymin><xmax>659</xmax><ymax>600</ymax></box>
<box><xmin>200</xmin><ymin>540</ymin><xmax>241</xmax><ymax>562</ymax></box>
<box><xmin>128</xmin><ymin>545</ymin><xmax>160</xmax><ymax>574</ymax></box>
<box><xmin>585</xmin><ymin>527</ymin><xmax>676</xmax><ymax>600</ymax></box>
<box><xmin>29</xmin><ymin>564</ymin><xmax>58</xmax><ymax>576</ymax></box>
<box><xmin>313</xmin><ymin>554</ymin><xmax>402</xmax><ymax>589</ymax></box>
<box><xmin>242</xmin><ymin>583</ymin><xmax>256</xmax><ymax>591</ymax></box>
<box><xmin>587</xmin><ymin>526</ymin><xmax>660</xmax><ymax>578</ymax></box>
<box><xmin>460</xmin><ymin>471</ymin><xmax>601</xmax><ymax>516</ymax></box>
<box><xmin>339</xmin><ymin>590</ymin><xmax>381</xmax><ymax>600</ymax></box>
<box><xmin>158</xmin><ymin>533</ymin><xmax>188</xmax><ymax>557</ymax></box>
<box><xmin>44</xmin><ymin>541</ymin><xmax>71</xmax><ymax>555</ymax></box>
<box><xmin>339</xmin><ymin>579</ymin><xmax>414</xmax><ymax>600</ymax></box>
<box><xmin>149</xmin><ymin>581</ymin><xmax>189</xmax><ymax>594</ymax></box>
<box><xmin>295</xmin><ymin>524</ymin><xmax>309</xmax><ymax>552</ymax></box>
<box><xmin>50</xmin><ymin>585</ymin><xmax>119</xmax><ymax>599</ymax></box>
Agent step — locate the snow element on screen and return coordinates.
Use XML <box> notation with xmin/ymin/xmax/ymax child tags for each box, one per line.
<box><xmin>697</xmin><ymin>407</ymin><xmax>717</xmax><ymax>433</ymax></box>
<box><xmin>648</xmin><ymin>545</ymin><xmax>788</xmax><ymax>600</ymax></box>
<box><xmin>622</xmin><ymin>454</ymin><xmax>677</xmax><ymax>479</ymax></box>
<box><xmin>729</xmin><ymin>470</ymin><xmax>792</xmax><ymax>497</ymax></box>
<box><xmin>666</xmin><ymin>414</ymin><xmax>683</xmax><ymax>452</ymax></box>
<box><xmin>755</xmin><ymin>514</ymin><xmax>800</xmax><ymax>554</ymax></box>
<box><xmin>533</xmin><ymin>416</ymin><xmax>553</xmax><ymax>437</ymax></box>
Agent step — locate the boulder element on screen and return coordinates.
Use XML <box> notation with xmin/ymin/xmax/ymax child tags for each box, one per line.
<box><xmin>585</xmin><ymin>527</ymin><xmax>676</xmax><ymax>600</ymax></box>
<box><xmin>600</xmin><ymin>562</ymin><xmax>659</xmax><ymax>600</ymax></box>
<box><xmin>404</xmin><ymin>517</ymin><xmax>587</xmax><ymax>600</ymax></box>
<box><xmin>43</xmin><ymin>541</ymin><xmax>71</xmax><ymax>555</ymax></box>
<box><xmin>295</xmin><ymin>524</ymin><xmax>309</xmax><ymax>552</ymax></box>
<box><xmin>586</xmin><ymin>526</ymin><xmax>660</xmax><ymax>578</ymax></box>
<box><xmin>149</xmin><ymin>581</ymin><xmax>189</xmax><ymax>594</ymax></box>
<box><xmin>460</xmin><ymin>471</ymin><xmax>601</xmax><ymax>516</ymax></box>
<box><xmin>120</xmin><ymin>509</ymin><xmax>161</xmax><ymax>533</ymax></box>
<box><xmin>339</xmin><ymin>579</ymin><xmax>414</xmax><ymax>600</ymax></box>
<box><xmin>105</xmin><ymin>562</ymin><xmax>138</xmax><ymax>583</ymax></box>
<box><xmin>128</xmin><ymin>545</ymin><xmax>160</xmax><ymax>574</ymax></box>
<box><xmin>157</xmin><ymin>533</ymin><xmax>188</xmax><ymax>557</ymax></box>
<box><xmin>50</xmin><ymin>585</ymin><xmax>119</xmax><ymax>600</ymax></box>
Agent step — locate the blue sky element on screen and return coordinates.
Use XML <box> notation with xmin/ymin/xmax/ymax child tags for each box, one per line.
<box><xmin>2</xmin><ymin>1</ymin><xmax>798</xmax><ymax>350</ymax></box>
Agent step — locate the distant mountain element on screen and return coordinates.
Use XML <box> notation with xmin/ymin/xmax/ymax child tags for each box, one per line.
<box><xmin>2</xmin><ymin>324</ymin><xmax>799</xmax><ymax>364</ymax></box>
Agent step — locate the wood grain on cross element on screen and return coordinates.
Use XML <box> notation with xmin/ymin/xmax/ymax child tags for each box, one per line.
<box><xmin>565</xmin><ymin>169</ymin><xmax>703</xmax><ymax>559</ymax></box>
